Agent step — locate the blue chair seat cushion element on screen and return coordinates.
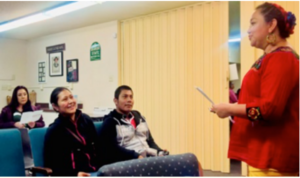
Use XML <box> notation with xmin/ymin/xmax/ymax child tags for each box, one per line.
<box><xmin>97</xmin><ymin>153</ymin><xmax>200</xmax><ymax>176</ymax></box>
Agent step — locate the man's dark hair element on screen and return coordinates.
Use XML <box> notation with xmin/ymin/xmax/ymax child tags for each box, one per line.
<box><xmin>114</xmin><ymin>85</ymin><xmax>133</xmax><ymax>99</ymax></box>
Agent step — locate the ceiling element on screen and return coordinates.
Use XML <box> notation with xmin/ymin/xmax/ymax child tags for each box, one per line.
<box><xmin>0</xmin><ymin>1</ymin><xmax>198</xmax><ymax>40</ymax></box>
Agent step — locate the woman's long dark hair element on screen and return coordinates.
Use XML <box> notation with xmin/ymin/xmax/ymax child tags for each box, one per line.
<box><xmin>8</xmin><ymin>86</ymin><xmax>33</xmax><ymax>112</ymax></box>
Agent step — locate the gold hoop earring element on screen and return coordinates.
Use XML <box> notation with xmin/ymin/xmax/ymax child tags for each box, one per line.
<box><xmin>266</xmin><ymin>33</ymin><xmax>276</xmax><ymax>45</ymax></box>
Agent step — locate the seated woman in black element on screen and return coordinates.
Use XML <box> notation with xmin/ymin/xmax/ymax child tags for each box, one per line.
<box><xmin>44</xmin><ymin>87</ymin><xmax>103</xmax><ymax>176</ymax></box>
<box><xmin>0</xmin><ymin>86</ymin><xmax>44</xmax><ymax>129</ymax></box>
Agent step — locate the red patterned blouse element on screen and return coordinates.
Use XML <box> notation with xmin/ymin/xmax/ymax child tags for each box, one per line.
<box><xmin>228</xmin><ymin>47</ymin><xmax>299</xmax><ymax>172</ymax></box>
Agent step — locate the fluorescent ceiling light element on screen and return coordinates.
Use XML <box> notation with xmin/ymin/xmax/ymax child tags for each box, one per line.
<box><xmin>0</xmin><ymin>1</ymin><xmax>101</xmax><ymax>33</ymax></box>
<box><xmin>0</xmin><ymin>13</ymin><xmax>47</xmax><ymax>32</ymax></box>
<box><xmin>228</xmin><ymin>38</ymin><xmax>241</xmax><ymax>43</ymax></box>
<box><xmin>44</xmin><ymin>1</ymin><xmax>98</xmax><ymax>18</ymax></box>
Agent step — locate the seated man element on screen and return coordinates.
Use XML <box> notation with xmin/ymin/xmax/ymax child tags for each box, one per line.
<box><xmin>98</xmin><ymin>85</ymin><xmax>167</xmax><ymax>165</ymax></box>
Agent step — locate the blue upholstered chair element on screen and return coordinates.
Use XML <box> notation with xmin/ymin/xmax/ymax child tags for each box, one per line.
<box><xmin>28</xmin><ymin>128</ymin><xmax>52</xmax><ymax>176</ymax></box>
<box><xmin>28</xmin><ymin>122</ymin><xmax>103</xmax><ymax>176</ymax></box>
<box><xmin>93</xmin><ymin>121</ymin><xmax>103</xmax><ymax>136</ymax></box>
<box><xmin>0</xmin><ymin>129</ymin><xmax>26</xmax><ymax>176</ymax></box>
<box><xmin>97</xmin><ymin>153</ymin><xmax>202</xmax><ymax>176</ymax></box>
<box><xmin>29</xmin><ymin>121</ymin><xmax>202</xmax><ymax>176</ymax></box>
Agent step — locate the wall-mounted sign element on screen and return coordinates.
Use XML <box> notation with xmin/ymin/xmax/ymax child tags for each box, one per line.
<box><xmin>38</xmin><ymin>61</ymin><xmax>46</xmax><ymax>83</ymax></box>
<box><xmin>90</xmin><ymin>42</ymin><xmax>101</xmax><ymax>61</ymax></box>
<box><xmin>46</xmin><ymin>43</ymin><xmax>65</xmax><ymax>53</ymax></box>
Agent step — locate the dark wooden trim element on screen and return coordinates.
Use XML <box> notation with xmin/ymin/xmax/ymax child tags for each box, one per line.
<box><xmin>36</xmin><ymin>103</ymin><xmax>83</xmax><ymax>112</ymax></box>
<box><xmin>37</xmin><ymin>103</ymin><xmax>48</xmax><ymax>109</ymax></box>
<box><xmin>31</xmin><ymin>166</ymin><xmax>52</xmax><ymax>176</ymax></box>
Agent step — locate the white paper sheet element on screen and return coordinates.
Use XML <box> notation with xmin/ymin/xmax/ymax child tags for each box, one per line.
<box><xmin>20</xmin><ymin>110</ymin><xmax>43</xmax><ymax>124</ymax></box>
<box><xmin>195</xmin><ymin>86</ymin><xmax>235</xmax><ymax>124</ymax></box>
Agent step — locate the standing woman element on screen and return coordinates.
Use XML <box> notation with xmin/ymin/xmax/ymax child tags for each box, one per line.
<box><xmin>0</xmin><ymin>86</ymin><xmax>44</xmax><ymax>129</ymax></box>
<box><xmin>44</xmin><ymin>87</ymin><xmax>103</xmax><ymax>176</ymax></box>
<box><xmin>211</xmin><ymin>3</ymin><xmax>299</xmax><ymax>176</ymax></box>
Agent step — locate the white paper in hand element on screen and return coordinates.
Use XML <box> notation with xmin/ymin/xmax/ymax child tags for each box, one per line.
<box><xmin>20</xmin><ymin>110</ymin><xmax>43</xmax><ymax>124</ymax></box>
<box><xmin>195</xmin><ymin>86</ymin><xmax>235</xmax><ymax>124</ymax></box>
<box><xmin>195</xmin><ymin>87</ymin><xmax>214</xmax><ymax>105</ymax></box>
<box><xmin>32</xmin><ymin>110</ymin><xmax>43</xmax><ymax>122</ymax></box>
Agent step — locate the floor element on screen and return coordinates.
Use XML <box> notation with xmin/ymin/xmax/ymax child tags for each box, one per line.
<box><xmin>203</xmin><ymin>160</ymin><xmax>242</xmax><ymax>177</ymax></box>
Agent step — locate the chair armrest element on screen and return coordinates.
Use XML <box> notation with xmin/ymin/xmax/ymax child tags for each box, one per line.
<box><xmin>198</xmin><ymin>161</ymin><xmax>203</xmax><ymax>176</ymax></box>
<box><xmin>31</xmin><ymin>166</ymin><xmax>53</xmax><ymax>176</ymax></box>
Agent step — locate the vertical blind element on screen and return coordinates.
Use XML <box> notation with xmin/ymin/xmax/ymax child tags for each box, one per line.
<box><xmin>120</xmin><ymin>2</ymin><xmax>230</xmax><ymax>172</ymax></box>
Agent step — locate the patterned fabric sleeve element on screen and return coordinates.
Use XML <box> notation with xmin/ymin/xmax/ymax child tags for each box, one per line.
<box><xmin>246</xmin><ymin>107</ymin><xmax>263</xmax><ymax>121</ymax></box>
<box><xmin>246</xmin><ymin>52</ymin><xmax>298</xmax><ymax>121</ymax></box>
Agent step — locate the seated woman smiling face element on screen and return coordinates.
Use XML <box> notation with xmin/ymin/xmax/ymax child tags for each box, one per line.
<box><xmin>44</xmin><ymin>87</ymin><xmax>104</xmax><ymax>176</ymax></box>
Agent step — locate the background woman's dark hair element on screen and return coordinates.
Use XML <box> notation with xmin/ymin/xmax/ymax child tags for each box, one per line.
<box><xmin>8</xmin><ymin>86</ymin><xmax>33</xmax><ymax>112</ymax></box>
<box><xmin>256</xmin><ymin>2</ymin><xmax>296</xmax><ymax>38</ymax></box>
<box><xmin>50</xmin><ymin>87</ymin><xmax>70</xmax><ymax>106</ymax></box>
<box><xmin>236</xmin><ymin>88</ymin><xmax>241</xmax><ymax>99</ymax></box>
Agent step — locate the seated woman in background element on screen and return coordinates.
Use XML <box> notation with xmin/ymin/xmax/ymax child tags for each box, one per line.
<box><xmin>44</xmin><ymin>87</ymin><xmax>104</xmax><ymax>176</ymax></box>
<box><xmin>0</xmin><ymin>86</ymin><xmax>44</xmax><ymax>129</ymax></box>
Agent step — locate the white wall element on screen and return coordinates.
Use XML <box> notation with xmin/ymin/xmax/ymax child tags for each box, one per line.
<box><xmin>230</xmin><ymin>63</ymin><xmax>241</xmax><ymax>93</ymax></box>
<box><xmin>0</xmin><ymin>21</ymin><xmax>118</xmax><ymax>126</ymax></box>
<box><xmin>42</xmin><ymin>112</ymin><xmax>59</xmax><ymax>127</ymax></box>
<box><xmin>24</xmin><ymin>20</ymin><xmax>119</xmax><ymax>115</ymax></box>
<box><xmin>0</xmin><ymin>38</ymin><xmax>27</xmax><ymax>108</ymax></box>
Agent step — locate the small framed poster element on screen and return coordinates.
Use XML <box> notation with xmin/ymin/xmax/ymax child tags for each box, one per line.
<box><xmin>66</xmin><ymin>59</ymin><xmax>79</xmax><ymax>82</ymax></box>
<box><xmin>49</xmin><ymin>52</ymin><xmax>63</xmax><ymax>77</ymax></box>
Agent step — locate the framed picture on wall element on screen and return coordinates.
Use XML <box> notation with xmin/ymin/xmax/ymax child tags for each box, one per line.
<box><xmin>38</xmin><ymin>61</ymin><xmax>46</xmax><ymax>83</ymax></box>
<box><xmin>49</xmin><ymin>52</ymin><xmax>63</xmax><ymax>77</ymax></box>
<box><xmin>66</xmin><ymin>59</ymin><xmax>79</xmax><ymax>82</ymax></box>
